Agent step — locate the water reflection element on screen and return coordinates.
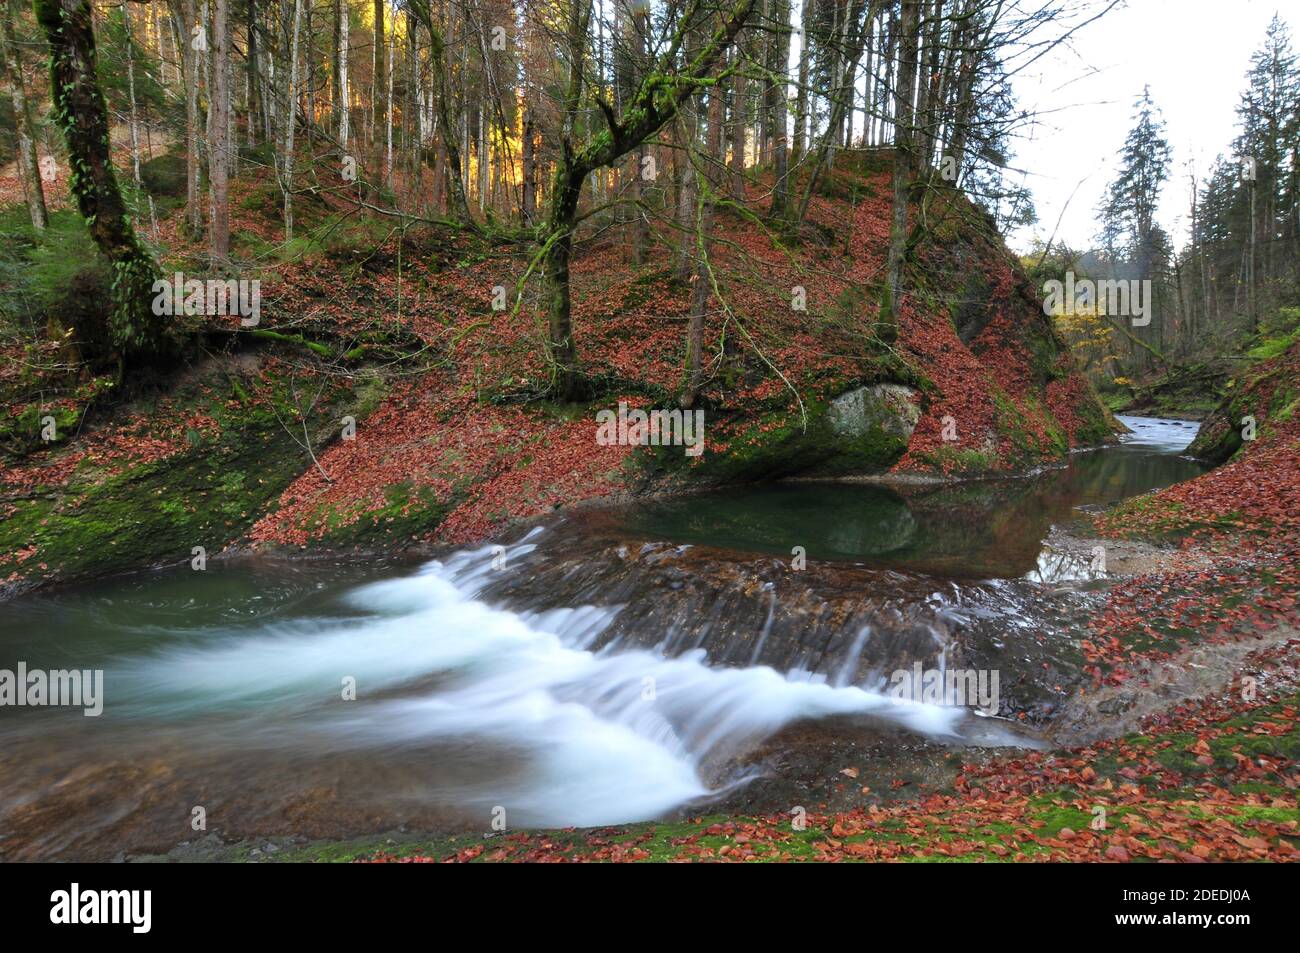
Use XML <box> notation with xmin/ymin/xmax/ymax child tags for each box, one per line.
<box><xmin>621</xmin><ymin>417</ymin><xmax>1205</xmax><ymax>578</ymax></box>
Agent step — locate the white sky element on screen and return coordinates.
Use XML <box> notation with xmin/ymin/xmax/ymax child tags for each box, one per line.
<box><xmin>1006</xmin><ymin>0</ymin><xmax>1297</xmax><ymax>255</ymax></box>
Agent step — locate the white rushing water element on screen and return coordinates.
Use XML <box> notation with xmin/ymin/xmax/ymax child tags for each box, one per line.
<box><xmin>1114</xmin><ymin>414</ymin><xmax>1200</xmax><ymax>453</ymax></box>
<box><xmin>112</xmin><ymin>530</ymin><xmax>965</xmax><ymax>827</ymax></box>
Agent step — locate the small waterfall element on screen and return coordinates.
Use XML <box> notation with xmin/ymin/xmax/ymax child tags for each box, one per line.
<box><xmin>113</xmin><ymin>533</ymin><xmax>965</xmax><ymax>827</ymax></box>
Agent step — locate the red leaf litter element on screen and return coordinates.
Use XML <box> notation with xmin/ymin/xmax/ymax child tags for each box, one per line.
<box><xmin>245</xmin><ymin>163</ymin><xmax>1103</xmax><ymax>545</ymax></box>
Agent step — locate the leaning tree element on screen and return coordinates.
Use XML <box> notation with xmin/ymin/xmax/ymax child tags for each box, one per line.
<box><xmin>33</xmin><ymin>0</ymin><xmax>169</xmax><ymax>366</ymax></box>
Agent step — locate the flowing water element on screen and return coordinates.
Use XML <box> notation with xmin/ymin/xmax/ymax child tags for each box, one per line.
<box><xmin>0</xmin><ymin>417</ymin><xmax>1203</xmax><ymax>859</ymax></box>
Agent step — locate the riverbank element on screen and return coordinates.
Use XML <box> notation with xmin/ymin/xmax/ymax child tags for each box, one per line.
<box><xmin>4</xmin><ymin>408</ymin><xmax>1295</xmax><ymax>862</ymax></box>
<box><xmin>2</xmin><ymin>152</ymin><xmax>1114</xmax><ymax>599</ymax></box>
<box><xmin>162</xmin><ymin>354</ymin><xmax>1300</xmax><ymax>862</ymax></box>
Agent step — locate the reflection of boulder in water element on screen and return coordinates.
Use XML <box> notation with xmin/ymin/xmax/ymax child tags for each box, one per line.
<box><xmin>627</xmin><ymin>484</ymin><xmax>916</xmax><ymax>562</ymax></box>
<box><xmin>823</xmin><ymin>495</ymin><xmax>916</xmax><ymax>557</ymax></box>
<box><xmin>889</xmin><ymin>479</ymin><xmax>1055</xmax><ymax>577</ymax></box>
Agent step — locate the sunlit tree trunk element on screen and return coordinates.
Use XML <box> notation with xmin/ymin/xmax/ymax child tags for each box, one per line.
<box><xmin>337</xmin><ymin>0</ymin><xmax>350</xmax><ymax>146</ymax></box>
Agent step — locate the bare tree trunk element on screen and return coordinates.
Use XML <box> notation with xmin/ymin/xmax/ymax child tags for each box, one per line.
<box><xmin>862</xmin><ymin>5</ymin><xmax>875</xmax><ymax>145</ymax></box>
<box><xmin>248</xmin><ymin>0</ymin><xmax>261</xmax><ymax>146</ymax></box>
<box><xmin>675</xmin><ymin>22</ymin><xmax>702</xmax><ymax>281</ymax></box>
<box><xmin>631</xmin><ymin>2</ymin><xmax>649</xmax><ymax>263</ymax></box>
<box><xmin>683</xmin><ymin>63</ymin><xmax>726</xmax><ymax>408</ymax></box>
<box><xmin>944</xmin><ymin>2</ymin><xmax>987</xmax><ymax>179</ymax></box>
<box><xmin>371</xmin><ymin>0</ymin><xmax>385</xmax><ymax>191</ymax></box>
<box><xmin>477</xmin><ymin>105</ymin><xmax>488</xmax><ymax>210</ymax></box>
<box><xmin>792</xmin><ymin>0</ymin><xmax>812</xmax><ymax>161</ymax></box>
<box><xmin>730</xmin><ymin>29</ymin><xmax>746</xmax><ymax>201</ymax></box>
<box><xmin>180</xmin><ymin>0</ymin><xmax>203</xmax><ymax>236</ymax></box>
<box><xmin>793</xmin><ymin>0</ymin><xmax>869</xmax><ymax>224</ymax></box>
<box><xmin>407</xmin><ymin>0</ymin><xmax>471</xmax><ymax>222</ymax></box>
<box><xmin>282</xmin><ymin>0</ymin><xmax>303</xmax><ymax>239</ymax></box>
<box><xmin>521</xmin><ymin>106</ymin><xmax>535</xmax><ymax>223</ymax></box>
<box><xmin>337</xmin><ymin>0</ymin><xmax>350</xmax><ymax>146</ymax></box>
<box><xmin>123</xmin><ymin>6</ymin><xmax>159</xmax><ymax>239</ymax></box>
<box><xmin>304</xmin><ymin>0</ymin><xmax>316</xmax><ymax>149</ymax></box>
<box><xmin>1248</xmin><ymin>175</ymin><xmax>1257</xmax><ymax>331</ymax></box>
<box><xmin>767</xmin><ymin>0</ymin><xmax>791</xmax><ymax>220</ymax></box>
<box><xmin>1</xmin><ymin>0</ymin><xmax>48</xmax><ymax>229</ymax></box>
<box><xmin>880</xmin><ymin>5</ymin><xmax>897</xmax><ymax>141</ymax></box>
<box><xmin>880</xmin><ymin>0</ymin><xmax>919</xmax><ymax>337</ymax></box>
<box><xmin>209</xmin><ymin>0</ymin><xmax>230</xmax><ymax>260</ymax></box>
<box><xmin>386</xmin><ymin>18</ymin><xmax>394</xmax><ymax>184</ymax></box>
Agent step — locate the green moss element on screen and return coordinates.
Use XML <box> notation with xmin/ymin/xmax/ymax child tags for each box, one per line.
<box><xmin>300</xmin><ymin>481</ymin><xmax>453</xmax><ymax>549</ymax></box>
<box><xmin>913</xmin><ymin>446</ymin><xmax>996</xmax><ymax>474</ymax></box>
<box><xmin>1245</xmin><ymin>318</ymin><xmax>1300</xmax><ymax>362</ymax></box>
<box><xmin>139</xmin><ymin>151</ymin><xmax>187</xmax><ymax>200</ymax></box>
<box><xmin>248</xmin><ymin>328</ymin><xmax>334</xmax><ymax>358</ymax></box>
<box><xmin>0</xmin><ymin>359</ymin><xmax>386</xmax><ymax>588</ymax></box>
<box><xmin>639</xmin><ymin>395</ymin><xmax>909</xmax><ymax>485</ymax></box>
<box><xmin>0</xmin><ymin>422</ymin><xmax>306</xmax><ymax>587</ymax></box>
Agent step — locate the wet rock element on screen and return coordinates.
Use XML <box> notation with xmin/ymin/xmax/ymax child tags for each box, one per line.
<box><xmin>480</xmin><ymin>512</ymin><xmax>1095</xmax><ymax>721</ymax></box>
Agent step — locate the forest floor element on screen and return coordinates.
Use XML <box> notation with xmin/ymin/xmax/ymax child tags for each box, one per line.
<box><xmin>1</xmin><ymin>147</ymin><xmax>1112</xmax><ymax>595</ymax></box>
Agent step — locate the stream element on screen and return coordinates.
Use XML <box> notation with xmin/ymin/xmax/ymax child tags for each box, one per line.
<box><xmin>0</xmin><ymin>416</ymin><xmax>1204</xmax><ymax>860</ymax></box>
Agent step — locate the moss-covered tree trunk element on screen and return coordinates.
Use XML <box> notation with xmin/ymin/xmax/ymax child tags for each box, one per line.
<box><xmin>34</xmin><ymin>0</ymin><xmax>167</xmax><ymax>362</ymax></box>
<box><xmin>542</xmin><ymin>166</ymin><xmax>584</xmax><ymax>401</ymax></box>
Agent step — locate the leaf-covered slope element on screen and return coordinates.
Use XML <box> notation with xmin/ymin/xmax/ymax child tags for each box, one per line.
<box><xmin>2</xmin><ymin>153</ymin><xmax>1116</xmax><ymax>581</ymax></box>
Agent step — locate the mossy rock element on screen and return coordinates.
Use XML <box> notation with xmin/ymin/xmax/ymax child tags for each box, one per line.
<box><xmin>826</xmin><ymin>383</ymin><xmax>921</xmax><ymax>444</ymax></box>
<box><xmin>140</xmin><ymin>152</ymin><xmax>188</xmax><ymax>198</ymax></box>
<box><xmin>641</xmin><ymin>384</ymin><xmax>918</xmax><ymax>485</ymax></box>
